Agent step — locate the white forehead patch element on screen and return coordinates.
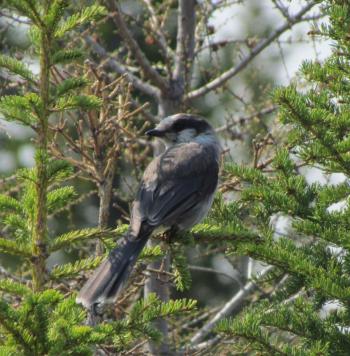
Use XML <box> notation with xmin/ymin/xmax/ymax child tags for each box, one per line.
<box><xmin>156</xmin><ymin>116</ymin><xmax>177</xmax><ymax>131</ymax></box>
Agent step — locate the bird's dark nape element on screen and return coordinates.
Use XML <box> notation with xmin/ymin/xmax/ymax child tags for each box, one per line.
<box><xmin>76</xmin><ymin>231</ymin><xmax>151</xmax><ymax>309</ymax></box>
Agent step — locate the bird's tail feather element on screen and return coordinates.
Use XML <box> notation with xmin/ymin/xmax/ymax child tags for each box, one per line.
<box><xmin>76</xmin><ymin>231</ymin><xmax>151</xmax><ymax>309</ymax></box>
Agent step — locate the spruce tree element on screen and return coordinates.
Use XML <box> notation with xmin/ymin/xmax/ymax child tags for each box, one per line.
<box><xmin>0</xmin><ymin>1</ymin><xmax>196</xmax><ymax>354</ymax></box>
<box><xmin>216</xmin><ymin>1</ymin><xmax>350</xmax><ymax>354</ymax></box>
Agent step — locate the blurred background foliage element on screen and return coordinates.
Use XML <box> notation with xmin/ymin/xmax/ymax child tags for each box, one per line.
<box><xmin>0</xmin><ymin>0</ymin><xmax>327</xmax><ymax>308</ymax></box>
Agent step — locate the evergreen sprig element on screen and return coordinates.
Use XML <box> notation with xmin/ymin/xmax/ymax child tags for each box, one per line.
<box><xmin>0</xmin><ymin>55</ymin><xmax>36</xmax><ymax>83</ymax></box>
<box><xmin>218</xmin><ymin>2</ymin><xmax>350</xmax><ymax>354</ymax></box>
<box><xmin>50</xmin><ymin>256</ymin><xmax>105</xmax><ymax>279</ymax></box>
<box><xmin>0</xmin><ymin>1</ymin><xmax>167</xmax><ymax>353</ymax></box>
<box><xmin>51</xmin><ymin>49</ymin><xmax>84</xmax><ymax>65</ymax></box>
<box><xmin>0</xmin><ymin>279</ymin><xmax>31</xmax><ymax>297</ymax></box>
<box><xmin>171</xmin><ymin>244</ymin><xmax>192</xmax><ymax>292</ymax></box>
<box><xmin>50</xmin><ymin>226</ymin><xmax>127</xmax><ymax>251</ymax></box>
<box><xmin>54</xmin><ymin>5</ymin><xmax>106</xmax><ymax>37</ymax></box>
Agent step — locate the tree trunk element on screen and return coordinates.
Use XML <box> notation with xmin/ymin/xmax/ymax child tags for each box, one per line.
<box><xmin>145</xmin><ymin>96</ymin><xmax>181</xmax><ymax>355</ymax></box>
<box><xmin>145</xmin><ymin>1</ymin><xmax>196</xmax><ymax>352</ymax></box>
<box><xmin>96</xmin><ymin>168</ymin><xmax>115</xmax><ymax>255</ymax></box>
<box><xmin>144</xmin><ymin>240</ymin><xmax>172</xmax><ymax>355</ymax></box>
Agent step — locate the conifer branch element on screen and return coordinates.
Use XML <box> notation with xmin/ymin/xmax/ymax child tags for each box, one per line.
<box><xmin>54</xmin><ymin>5</ymin><xmax>106</xmax><ymax>38</ymax></box>
<box><xmin>32</xmin><ymin>7</ymin><xmax>51</xmax><ymax>291</ymax></box>
<box><xmin>0</xmin><ymin>238</ymin><xmax>31</xmax><ymax>258</ymax></box>
<box><xmin>0</xmin><ymin>55</ymin><xmax>37</xmax><ymax>84</ymax></box>
<box><xmin>50</xmin><ymin>226</ymin><xmax>127</xmax><ymax>252</ymax></box>
<box><xmin>50</xmin><ymin>256</ymin><xmax>105</xmax><ymax>279</ymax></box>
<box><xmin>0</xmin><ymin>299</ymin><xmax>33</xmax><ymax>353</ymax></box>
<box><xmin>0</xmin><ymin>279</ymin><xmax>31</xmax><ymax>297</ymax></box>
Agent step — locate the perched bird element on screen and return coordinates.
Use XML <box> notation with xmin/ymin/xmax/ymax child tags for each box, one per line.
<box><xmin>77</xmin><ymin>113</ymin><xmax>221</xmax><ymax>309</ymax></box>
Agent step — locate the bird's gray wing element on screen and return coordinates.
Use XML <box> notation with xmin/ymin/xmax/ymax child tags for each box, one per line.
<box><xmin>133</xmin><ymin>142</ymin><xmax>219</xmax><ymax>228</ymax></box>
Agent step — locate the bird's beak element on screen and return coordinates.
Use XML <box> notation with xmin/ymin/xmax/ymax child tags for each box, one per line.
<box><xmin>145</xmin><ymin>129</ymin><xmax>164</xmax><ymax>137</ymax></box>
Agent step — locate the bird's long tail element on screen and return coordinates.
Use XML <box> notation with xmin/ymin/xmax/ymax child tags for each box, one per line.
<box><xmin>76</xmin><ymin>230</ymin><xmax>151</xmax><ymax>309</ymax></box>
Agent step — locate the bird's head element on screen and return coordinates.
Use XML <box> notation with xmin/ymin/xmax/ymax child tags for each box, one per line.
<box><xmin>146</xmin><ymin>113</ymin><xmax>216</xmax><ymax>147</ymax></box>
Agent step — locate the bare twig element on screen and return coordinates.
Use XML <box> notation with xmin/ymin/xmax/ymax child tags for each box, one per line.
<box><xmin>188</xmin><ymin>264</ymin><xmax>243</xmax><ymax>287</ymax></box>
<box><xmin>141</xmin><ymin>0</ymin><xmax>175</xmax><ymax>65</ymax></box>
<box><xmin>122</xmin><ymin>340</ymin><xmax>148</xmax><ymax>355</ymax></box>
<box><xmin>189</xmin><ymin>265</ymin><xmax>274</xmax><ymax>346</ymax></box>
<box><xmin>184</xmin><ymin>335</ymin><xmax>222</xmax><ymax>354</ymax></box>
<box><xmin>215</xmin><ymin>106</ymin><xmax>277</xmax><ymax>133</ymax></box>
<box><xmin>0</xmin><ymin>265</ymin><xmax>27</xmax><ymax>283</ymax></box>
<box><xmin>185</xmin><ymin>1</ymin><xmax>318</xmax><ymax>102</ymax></box>
<box><xmin>271</xmin><ymin>0</ymin><xmax>290</xmax><ymax>20</ymax></box>
<box><xmin>84</xmin><ymin>35</ymin><xmax>160</xmax><ymax>99</ymax></box>
<box><xmin>107</xmin><ymin>1</ymin><xmax>168</xmax><ymax>92</ymax></box>
<box><xmin>0</xmin><ymin>10</ymin><xmax>32</xmax><ymax>25</ymax></box>
<box><xmin>181</xmin><ymin>306</ymin><xmax>221</xmax><ymax>331</ymax></box>
<box><xmin>129</xmin><ymin>97</ymin><xmax>158</xmax><ymax>124</ymax></box>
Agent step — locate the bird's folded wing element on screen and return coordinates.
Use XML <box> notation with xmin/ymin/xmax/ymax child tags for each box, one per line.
<box><xmin>136</xmin><ymin>143</ymin><xmax>219</xmax><ymax>227</ymax></box>
<box><xmin>143</xmin><ymin>176</ymin><xmax>202</xmax><ymax>225</ymax></box>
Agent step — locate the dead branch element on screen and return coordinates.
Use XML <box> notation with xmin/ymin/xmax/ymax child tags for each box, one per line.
<box><xmin>107</xmin><ymin>1</ymin><xmax>168</xmax><ymax>92</ymax></box>
<box><xmin>185</xmin><ymin>1</ymin><xmax>319</xmax><ymax>102</ymax></box>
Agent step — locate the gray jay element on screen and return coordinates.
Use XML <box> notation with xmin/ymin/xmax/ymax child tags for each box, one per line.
<box><xmin>77</xmin><ymin>113</ymin><xmax>221</xmax><ymax>309</ymax></box>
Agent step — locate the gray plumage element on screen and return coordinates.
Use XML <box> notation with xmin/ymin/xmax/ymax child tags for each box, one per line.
<box><xmin>76</xmin><ymin>114</ymin><xmax>221</xmax><ymax>309</ymax></box>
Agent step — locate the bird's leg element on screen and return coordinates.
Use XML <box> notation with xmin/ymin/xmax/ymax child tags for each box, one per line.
<box><xmin>86</xmin><ymin>303</ymin><xmax>102</xmax><ymax>326</ymax></box>
<box><xmin>164</xmin><ymin>226</ymin><xmax>179</xmax><ymax>244</ymax></box>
